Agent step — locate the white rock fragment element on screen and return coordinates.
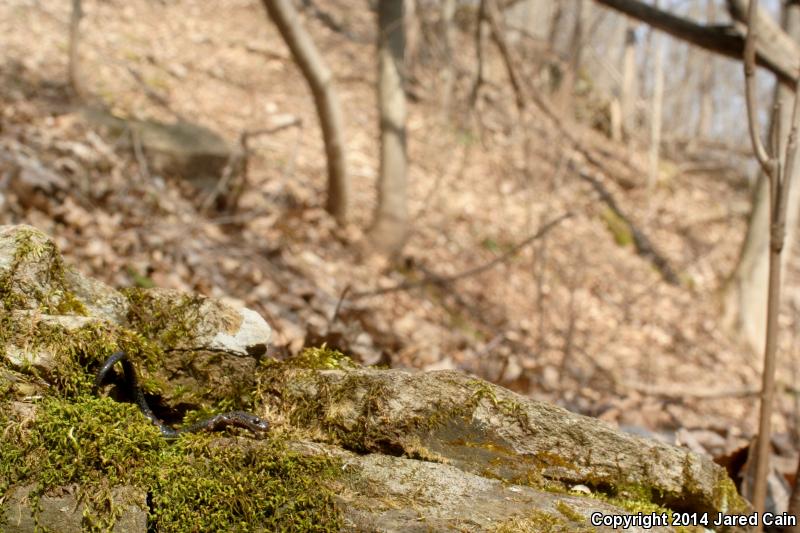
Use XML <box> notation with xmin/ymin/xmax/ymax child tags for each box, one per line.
<box><xmin>208</xmin><ymin>306</ymin><xmax>272</xmax><ymax>356</ymax></box>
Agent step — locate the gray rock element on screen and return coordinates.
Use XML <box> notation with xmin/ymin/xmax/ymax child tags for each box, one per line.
<box><xmin>3</xmin><ymin>484</ymin><xmax>147</xmax><ymax>533</ymax></box>
<box><xmin>0</xmin><ymin>225</ymin><xmax>270</xmax><ymax>385</ymax></box>
<box><xmin>0</xmin><ymin>224</ymin><xmax>751</xmax><ymax>532</ymax></box>
<box><xmin>81</xmin><ymin>106</ymin><xmax>234</xmax><ymax>190</ymax></box>
<box><xmin>272</xmin><ymin>367</ymin><xmax>747</xmax><ymax>520</ymax></box>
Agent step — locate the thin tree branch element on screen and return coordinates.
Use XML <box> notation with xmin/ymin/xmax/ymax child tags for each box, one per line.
<box><xmin>572</xmin><ymin>162</ymin><xmax>681</xmax><ymax>285</ymax></box>
<box><xmin>351</xmin><ymin>212</ymin><xmax>573</xmax><ymax>299</ymax></box>
<box><xmin>484</xmin><ymin>0</ymin><xmax>525</xmax><ymax>111</ymax></box>
<box><xmin>744</xmin><ymin>0</ymin><xmax>772</xmax><ymax>170</ymax></box>
<box><xmin>594</xmin><ymin>0</ymin><xmax>800</xmax><ymax>86</ymax></box>
<box><xmin>743</xmin><ymin>0</ymin><xmax>800</xmax><ymax>520</ymax></box>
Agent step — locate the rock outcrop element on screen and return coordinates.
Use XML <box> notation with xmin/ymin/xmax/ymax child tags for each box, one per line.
<box><xmin>0</xmin><ymin>225</ymin><xmax>751</xmax><ymax>532</ymax></box>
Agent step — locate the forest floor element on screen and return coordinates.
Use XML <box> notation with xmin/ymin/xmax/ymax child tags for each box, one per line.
<box><xmin>2</xmin><ymin>0</ymin><xmax>797</xmax><ymax>483</ymax></box>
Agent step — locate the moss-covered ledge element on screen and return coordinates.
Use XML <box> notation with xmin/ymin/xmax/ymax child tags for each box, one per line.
<box><xmin>259</xmin><ymin>354</ymin><xmax>752</xmax><ymax>530</ymax></box>
<box><xmin>0</xmin><ymin>225</ymin><xmax>338</xmax><ymax>531</ymax></box>
<box><xmin>1</xmin><ymin>397</ymin><xmax>342</xmax><ymax>532</ymax></box>
<box><xmin>0</xmin><ymin>225</ymin><xmax>752</xmax><ymax>532</ymax></box>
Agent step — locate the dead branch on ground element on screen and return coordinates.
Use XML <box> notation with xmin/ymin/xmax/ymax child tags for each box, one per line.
<box><xmin>201</xmin><ymin>118</ymin><xmax>303</xmax><ymax>213</ymax></box>
<box><xmin>351</xmin><ymin>212</ymin><xmax>572</xmax><ymax>299</ymax></box>
<box><xmin>571</xmin><ymin>161</ymin><xmax>680</xmax><ymax>285</ymax></box>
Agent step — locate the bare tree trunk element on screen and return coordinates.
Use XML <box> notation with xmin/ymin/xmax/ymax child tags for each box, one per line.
<box><xmin>68</xmin><ymin>0</ymin><xmax>86</xmax><ymax>98</ymax></box>
<box><xmin>548</xmin><ymin>2</ymin><xmax>564</xmax><ymax>52</ymax></box>
<box><xmin>485</xmin><ymin>0</ymin><xmax>525</xmax><ymax>112</ymax></box>
<box><xmin>696</xmin><ymin>0</ymin><xmax>715</xmax><ymax>138</ymax></box>
<box><xmin>261</xmin><ymin>0</ymin><xmax>349</xmax><ymax>225</ymax></box>
<box><xmin>647</xmin><ymin>19</ymin><xmax>664</xmax><ymax>191</ymax></box>
<box><xmin>724</xmin><ymin>1</ymin><xmax>800</xmax><ymax>354</ymax></box>
<box><xmin>470</xmin><ymin>0</ymin><xmax>489</xmax><ymax>108</ymax></box>
<box><xmin>371</xmin><ymin>0</ymin><xmax>408</xmax><ymax>254</ymax></box>
<box><xmin>557</xmin><ymin>0</ymin><xmax>587</xmax><ymax>112</ymax></box>
<box><xmin>405</xmin><ymin>0</ymin><xmax>420</xmax><ymax>71</ymax></box>
<box><xmin>609</xmin><ymin>14</ymin><xmax>627</xmax><ymax>142</ymax></box>
<box><xmin>620</xmin><ymin>22</ymin><xmax>637</xmax><ymax>139</ymax></box>
<box><xmin>441</xmin><ymin>0</ymin><xmax>456</xmax><ymax>120</ymax></box>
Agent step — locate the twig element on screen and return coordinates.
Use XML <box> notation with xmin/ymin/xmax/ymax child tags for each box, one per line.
<box><xmin>625</xmin><ymin>383</ymin><xmax>760</xmax><ymax>401</ymax></box>
<box><xmin>351</xmin><ymin>212</ymin><xmax>572</xmax><ymax>299</ymax></box>
<box><xmin>559</xmin><ymin>246</ymin><xmax>584</xmax><ymax>385</ymax></box>
<box><xmin>328</xmin><ymin>285</ymin><xmax>351</xmax><ymax>327</ymax></box>
<box><xmin>131</xmin><ymin>130</ymin><xmax>151</xmax><ymax>182</ymax></box>
<box><xmin>534</xmin><ymin>212</ymin><xmax>548</xmax><ymax>356</ymax></box>
<box><xmin>68</xmin><ymin>0</ymin><xmax>85</xmax><ymax>98</ymax></box>
<box><xmin>743</xmin><ymin>0</ymin><xmax>800</xmax><ymax>520</ymax></box>
<box><xmin>475</xmin><ymin>333</ymin><xmax>506</xmax><ymax>359</ymax></box>
<box><xmin>201</xmin><ymin>118</ymin><xmax>302</xmax><ymax>212</ymax></box>
<box><xmin>300</xmin><ymin>0</ymin><xmax>369</xmax><ymax>43</ymax></box>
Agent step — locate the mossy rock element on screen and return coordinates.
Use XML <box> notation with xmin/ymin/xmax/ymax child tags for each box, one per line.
<box><xmin>262</xmin><ymin>361</ymin><xmax>751</xmax><ymax>525</ymax></box>
<box><xmin>0</xmin><ymin>225</ymin><xmax>751</xmax><ymax>531</ymax></box>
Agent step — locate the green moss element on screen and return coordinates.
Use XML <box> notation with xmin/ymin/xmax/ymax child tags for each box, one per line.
<box><xmin>492</xmin><ymin>508</ymin><xmax>596</xmax><ymax>533</ymax></box>
<box><xmin>0</xmin><ymin>396</ymin><xmax>162</xmax><ymax>530</ymax></box>
<box><xmin>121</xmin><ymin>287</ymin><xmax>204</xmax><ymax>349</ymax></box>
<box><xmin>0</xmin><ymin>309</ymin><xmax>161</xmax><ymax>399</ymax></box>
<box><xmin>259</xmin><ymin>352</ymin><xmax>412</xmax><ymax>455</ymax></box>
<box><xmin>455</xmin><ymin>128</ymin><xmax>477</xmax><ymax>146</ymax></box>
<box><xmin>0</xmin><ymin>256</ymin><xmax>343</xmax><ymax>532</ymax></box>
<box><xmin>712</xmin><ymin>473</ymin><xmax>748</xmax><ymax>515</ymax></box>
<box><xmin>600</xmin><ymin>207</ymin><xmax>633</xmax><ymax>247</ymax></box>
<box><xmin>0</xmin><ymin>226</ymin><xmax>89</xmax><ymax>315</ymax></box>
<box><xmin>125</xmin><ymin>266</ymin><xmax>156</xmax><ymax>289</ymax></box>
<box><xmin>281</xmin><ymin>345</ymin><xmax>355</xmax><ymax>370</ymax></box>
<box><xmin>0</xmin><ymin>396</ymin><xmax>342</xmax><ymax>532</ymax></box>
<box><xmin>603</xmin><ymin>488</ymin><xmax>665</xmax><ymax>516</ymax></box>
<box><xmin>555</xmin><ymin>501</ymin><xmax>585</xmax><ymax>524</ymax></box>
<box><xmin>464</xmin><ymin>379</ymin><xmax>532</xmax><ymax>429</ymax></box>
<box><xmin>151</xmin><ymin>438</ymin><xmax>341</xmax><ymax>532</ymax></box>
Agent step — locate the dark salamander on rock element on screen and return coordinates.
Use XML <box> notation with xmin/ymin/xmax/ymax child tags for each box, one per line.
<box><xmin>94</xmin><ymin>351</ymin><xmax>270</xmax><ymax>439</ymax></box>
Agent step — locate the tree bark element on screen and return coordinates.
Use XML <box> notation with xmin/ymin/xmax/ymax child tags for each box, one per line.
<box><xmin>647</xmin><ymin>30</ymin><xmax>663</xmax><ymax>192</ymax></box>
<box><xmin>724</xmin><ymin>2</ymin><xmax>800</xmax><ymax>354</ymax></box>
<box><xmin>484</xmin><ymin>0</ymin><xmax>525</xmax><ymax>112</ymax></box>
<box><xmin>440</xmin><ymin>0</ymin><xmax>456</xmax><ymax>120</ymax></box>
<box><xmin>620</xmin><ymin>22</ymin><xmax>637</xmax><ymax>139</ymax></box>
<box><xmin>557</xmin><ymin>0</ymin><xmax>587</xmax><ymax>112</ymax></box>
<box><xmin>695</xmin><ymin>0</ymin><xmax>715</xmax><ymax>138</ymax></box>
<box><xmin>68</xmin><ymin>0</ymin><xmax>86</xmax><ymax>98</ymax></box>
<box><xmin>371</xmin><ymin>0</ymin><xmax>408</xmax><ymax>254</ymax></box>
<box><xmin>548</xmin><ymin>2</ymin><xmax>564</xmax><ymax>52</ymax></box>
<box><xmin>261</xmin><ymin>0</ymin><xmax>349</xmax><ymax>225</ymax></box>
